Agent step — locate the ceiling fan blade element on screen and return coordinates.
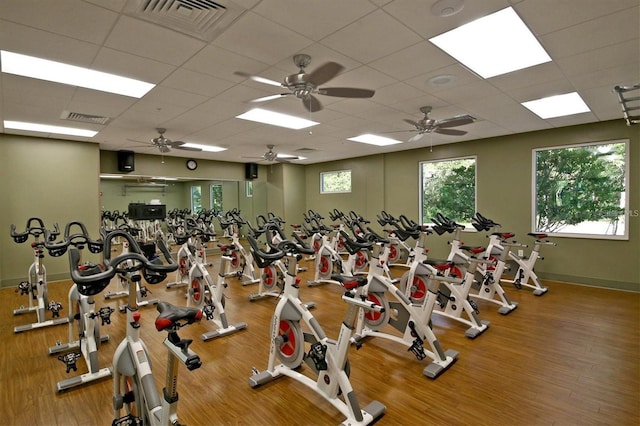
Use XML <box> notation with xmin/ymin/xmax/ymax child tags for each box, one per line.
<box><xmin>250</xmin><ymin>93</ymin><xmax>289</xmax><ymax>103</ymax></box>
<box><xmin>302</xmin><ymin>95</ymin><xmax>323</xmax><ymax>112</ymax></box>
<box><xmin>306</xmin><ymin>62</ymin><xmax>344</xmax><ymax>86</ymax></box>
<box><xmin>436</xmin><ymin>114</ymin><xmax>475</xmax><ymax>128</ymax></box>
<box><xmin>435</xmin><ymin>128</ymin><xmax>467</xmax><ymax>136</ymax></box>
<box><xmin>403</xmin><ymin>119</ymin><xmax>420</xmax><ymax>127</ymax></box>
<box><xmin>234</xmin><ymin>71</ymin><xmax>282</xmax><ymax>87</ymax></box>
<box><xmin>408</xmin><ymin>133</ymin><xmax>426</xmax><ymax>143</ymax></box>
<box><xmin>167</xmin><ymin>141</ymin><xmax>203</xmax><ymax>152</ymax></box>
<box><xmin>317</xmin><ymin>87</ymin><xmax>375</xmax><ymax>98</ymax></box>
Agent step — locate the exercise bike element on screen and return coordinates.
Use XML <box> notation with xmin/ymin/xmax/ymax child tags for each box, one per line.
<box><xmin>351</xmin><ymin>233</ymin><xmax>458</xmax><ymax>378</ymax></box>
<box><xmin>176</xmin><ymin>220</ymin><xmax>248</xmax><ymax>341</ymax></box>
<box><xmin>248</xmin><ymin>234</ymin><xmax>386</xmax><ymax>425</ymax></box>
<box><xmin>246</xmin><ymin>220</ymin><xmax>316</xmax><ymax>309</ymax></box>
<box><xmin>68</xmin><ymin>229</ymin><xmax>203</xmax><ymax>426</ymax></box>
<box><xmin>462</xmin><ymin>213</ymin><xmax>520</xmax><ymax>314</ymax></box>
<box><xmin>45</xmin><ymin>221</ymin><xmax>115</xmax><ymax>392</ymax></box>
<box><xmin>103</xmin><ymin>225</ymin><xmax>159</xmax><ymax>312</ymax></box>
<box><xmin>10</xmin><ymin>217</ymin><xmax>69</xmax><ymax>333</ymax></box>
<box><xmin>217</xmin><ymin>209</ymin><xmax>261</xmax><ymax>285</ymax></box>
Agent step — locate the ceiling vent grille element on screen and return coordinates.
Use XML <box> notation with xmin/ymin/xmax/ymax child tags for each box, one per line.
<box><xmin>125</xmin><ymin>0</ymin><xmax>247</xmax><ymax>42</ymax></box>
<box><xmin>61</xmin><ymin>110</ymin><xmax>110</xmax><ymax>125</ymax></box>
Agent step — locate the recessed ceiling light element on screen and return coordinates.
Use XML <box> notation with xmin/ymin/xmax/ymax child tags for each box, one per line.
<box><xmin>0</xmin><ymin>50</ymin><xmax>155</xmax><ymax>98</ymax></box>
<box><xmin>4</xmin><ymin>120</ymin><xmax>98</xmax><ymax>137</ymax></box>
<box><xmin>180</xmin><ymin>143</ymin><xmax>226</xmax><ymax>152</ymax></box>
<box><xmin>521</xmin><ymin>92</ymin><xmax>590</xmax><ymax>119</ymax></box>
<box><xmin>236</xmin><ymin>108</ymin><xmax>319</xmax><ymax>130</ymax></box>
<box><xmin>429</xmin><ymin>7</ymin><xmax>551</xmax><ymax>79</ymax></box>
<box><xmin>347</xmin><ymin>134</ymin><xmax>402</xmax><ymax>146</ymax></box>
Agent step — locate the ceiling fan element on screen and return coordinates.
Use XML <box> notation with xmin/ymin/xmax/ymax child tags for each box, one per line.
<box><xmin>128</xmin><ymin>128</ymin><xmax>202</xmax><ymax>153</ymax></box>
<box><xmin>397</xmin><ymin>106</ymin><xmax>475</xmax><ymax>142</ymax></box>
<box><xmin>244</xmin><ymin>145</ymin><xmax>298</xmax><ymax>163</ymax></box>
<box><xmin>234</xmin><ymin>53</ymin><xmax>375</xmax><ymax>112</ymax></box>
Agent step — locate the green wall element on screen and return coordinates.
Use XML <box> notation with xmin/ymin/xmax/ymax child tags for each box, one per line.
<box><xmin>0</xmin><ymin>134</ymin><xmax>101</xmax><ymax>286</ymax></box>
<box><xmin>305</xmin><ymin>120</ymin><xmax>639</xmax><ymax>291</ymax></box>
<box><xmin>1</xmin><ymin>119</ymin><xmax>637</xmax><ymax>291</ymax></box>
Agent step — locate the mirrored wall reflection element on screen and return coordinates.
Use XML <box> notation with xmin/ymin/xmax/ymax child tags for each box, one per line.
<box><xmin>99</xmin><ymin>177</ymin><xmax>266</xmax><ymax>230</ymax></box>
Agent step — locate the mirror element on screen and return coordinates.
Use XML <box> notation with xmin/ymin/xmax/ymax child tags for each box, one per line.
<box><xmin>99</xmin><ymin>177</ymin><xmax>266</xmax><ymax>233</ymax></box>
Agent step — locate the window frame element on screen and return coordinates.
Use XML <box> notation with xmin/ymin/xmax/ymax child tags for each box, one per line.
<box><xmin>320</xmin><ymin>169</ymin><xmax>352</xmax><ymax>194</ymax></box>
<box><xmin>531</xmin><ymin>139</ymin><xmax>630</xmax><ymax>240</ymax></box>
<box><xmin>419</xmin><ymin>155</ymin><xmax>477</xmax><ymax>227</ymax></box>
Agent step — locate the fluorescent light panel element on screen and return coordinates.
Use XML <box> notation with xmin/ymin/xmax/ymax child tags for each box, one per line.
<box><xmin>0</xmin><ymin>50</ymin><xmax>155</xmax><ymax>98</ymax></box>
<box><xmin>4</xmin><ymin>120</ymin><xmax>97</xmax><ymax>137</ymax></box>
<box><xmin>180</xmin><ymin>143</ymin><xmax>226</xmax><ymax>152</ymax></box>
<box><xmin>429</xmin><ymin>7</ymin><xmax>551</xmax><ymax>79</ymax></box>
<box><xmin>348</xmin><ymin>134</ymin><xmax>402</xmax><ymax>146</ymax></box>
<box><xmin>236</xmin><ymin>108</ymin><xmax>319</xmax><ymax>129</ymax></box>
<box><xmin>100</xmin><ymin>174</ymin><xmax>123</xmax><ymax>179</ymax></box>
<box><xmin>521</xmin><ymin>92</ymin><xmax>590</xmax><ymax>119</ymax></box>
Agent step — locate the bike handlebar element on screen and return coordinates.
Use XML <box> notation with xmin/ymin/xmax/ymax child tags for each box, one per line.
<box><xmin>10</xmin><ymin>218</ymin><xmax>60</xmax><ymax>244</ymax></box>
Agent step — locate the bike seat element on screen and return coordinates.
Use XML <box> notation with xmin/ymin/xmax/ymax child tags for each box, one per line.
<box><xmin>460</xmin><ymin>245</ymin><xmax>484</xmax><ymax>254</ymax></box>
<box><xmin>155</xmin><ymin>302</ymin><xmax>202</xmax><ymax>331</ymax></box>
<box><xmin>528</xmin><ymin>232</ymin><xmax>548</xmax><ymax>239</ymax></box>
<box><xmin>330</xmin><ymin>274</ymin><xmax>368</xmax><ymax>290</ymax></box>
<box><xmin>424</xmin><ymin>259</ymin><xmax>458</xmax><ymax>272</ymax></box>
<box><xmin>493</xmin><ymin>232</ymin><xmax>515</xmax><ymax>239</ymax></box>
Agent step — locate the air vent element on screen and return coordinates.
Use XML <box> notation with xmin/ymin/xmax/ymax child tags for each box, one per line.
<box><xmin>296</xmin><ymin>147</ymin><xmax>317</xmax><ymax>153</ymax></box>
<box><xmin>61</xmin><ymin>110</ymin><xmax>110</xmax><ymax>125</ymax></box>
<box><xmin>125</xmin><ymin>0</ymin><xmax>247</xmax><ymax>42</ymax></box>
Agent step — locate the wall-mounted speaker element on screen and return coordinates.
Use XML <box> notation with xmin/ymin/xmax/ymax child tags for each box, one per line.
<box><xmin>117</xmin><ymin>150</ymin><xmax>135</xmax><ymax>172</ymax></box>
<box><xmin>245</xmin><ymin>162</ymin><xmax>258</xmax><ymax>180</ymax></box>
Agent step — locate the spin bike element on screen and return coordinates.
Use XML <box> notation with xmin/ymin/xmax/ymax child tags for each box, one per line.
<box><xmin>463</xmin><ymin>213</ymin><xmax>520</xmax><ymax>314</ymax></box>
<box><xmin>352</xmin><ymin>235</ymin><xmax>458</xmax><ymax>378</ymax></box>
<box><xmin>248</xmin><ymin>236</ymin><xmax>386</xmax><ymax>425</ymax></box>
<box><xmin>246</xmin><ymin>221</ymin><xmax>315</xmax><ymax>309</ymax></box>
<box><xmin>165</xmin><ymin>219</ymin><xmax>213</xmax><ymax>290</ymax></box>
<box><xmin>103</xmin><ymin>224</ymin><xmax>159</xmax><ymax>312</ymax></box>
<box><xmin>10</xmin><ymin>218</ymin><xmax>69</xmax><ymax>333</ymax></box>
<box><xmin>177</xmin><ymin>220</ymin><xmax>248</xmax><ymax>341</ymax></box>
<box><xmin>217</xmin><ymin>209</ymin><xmax>261</xmax><ymax>285</ymax></box>
<box><xmin>69</xmin><ymin>230</ymin><xmax>203</xmax><ymax>426</ymax></box>
<box><xmin>45</xmin><ymin>221</ymin><xmax>115</xmax><ymax>392</ymax></box>
<box><xmin>376</xmin><ymin>210</ymin><xmax>421</xmax><ymax>267</ymax></box>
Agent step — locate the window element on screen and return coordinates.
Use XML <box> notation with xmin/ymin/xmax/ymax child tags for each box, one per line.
<box><xmin>210</xmin><ymin>184</ymin><xmax>223</xmax><ymax>212</ymax></box>
<box><xmin>533</xmin><ymin>140</ymin><xmax>629</xmax><ymax>239</ymax></box>
<box><xmin>420</xmin><ymin>157</ymin><xmax>476</xmax><ymax>225</ymax></box>
<box><xmin>320</xmin><ymin>170</ymin><xmax>351</xmax><ymax>194</ymax></box>
<box><xmin>191</xmin><ymin>185</ymin><xmax>202</xmax><ymax>213</ymax></box>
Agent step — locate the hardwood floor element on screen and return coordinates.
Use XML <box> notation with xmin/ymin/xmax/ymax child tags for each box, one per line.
<box><xmin>1</xmin><ymin>252</ymin><xmax>638</xmax><ymax>426</ymax></box>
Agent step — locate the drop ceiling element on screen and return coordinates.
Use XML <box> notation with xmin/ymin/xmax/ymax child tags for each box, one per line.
<box><xmin>0</xmin><ymin>0</ymin><xmax>637</xmax><ymax>164</ymax></box>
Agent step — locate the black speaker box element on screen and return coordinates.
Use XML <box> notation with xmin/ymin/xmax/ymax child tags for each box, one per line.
<box><xmin>117</xmin><ymin>150</ymin><xmax>135</xmax><ymax>172</ymax></box>
<box><xmin>128</xmin><ymin>203</ymin><xmax>166</xmax><ymax>221</ymax></box>
<box><xmin>245</xmin><ymin>162</ymin><xmax>258</xmax><ymax>180</ymax></box>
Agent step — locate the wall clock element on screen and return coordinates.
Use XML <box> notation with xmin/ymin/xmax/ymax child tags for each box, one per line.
<box><xmin>186</xmin><ymin>159</ymin><xmax>198</xmax><ymax>170</ymax></box>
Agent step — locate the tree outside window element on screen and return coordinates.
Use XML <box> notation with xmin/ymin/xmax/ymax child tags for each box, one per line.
<box><xmin>191</xmin><ymin>185</ymin><xmax>202</xmax><ymax>213</ymax></box>
<box><xmin>420</xmin><ymin>157</ymin><xmax>476</xmax><ymax>225</ymax></box>
<box><xmin>210</xmin><ymin>184</ymin><xmax>223</xmax><ymax>212</ymax></box>
<box><xmin>534</xmin><ymin>141</ymin><xmax>628</xmax><ymax>238</ymax></box>
<box><xmin>320</xmin><ymin>170</ymin><xmax>351</xmax><ymax>193</ymax></box>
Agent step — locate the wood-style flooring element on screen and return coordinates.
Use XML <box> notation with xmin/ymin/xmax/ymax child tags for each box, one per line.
<box><xmin>1</xmin><ymin>250</ymin><xmax>638</xmax><ymax>425</ymax></box>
